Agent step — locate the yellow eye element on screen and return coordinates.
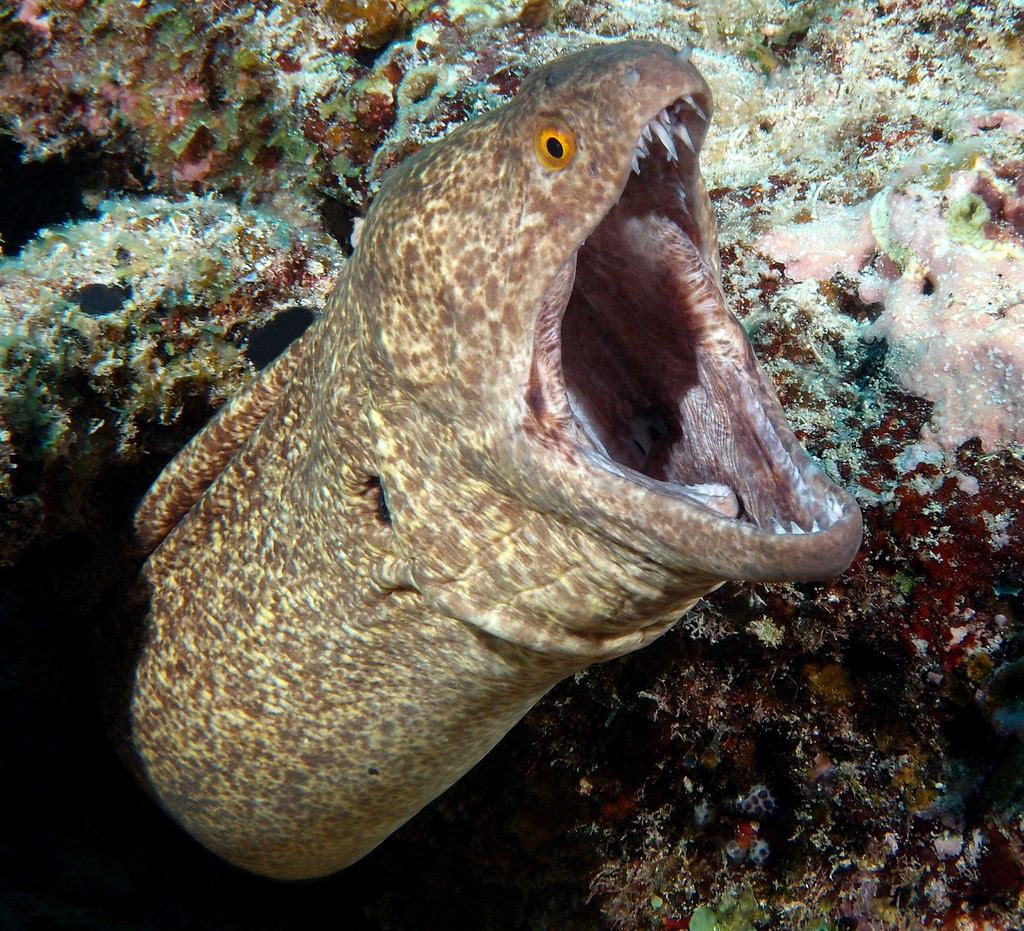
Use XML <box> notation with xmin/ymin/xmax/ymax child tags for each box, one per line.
<box><xmin>534</xmin><ymin>119</ymin><xmax>577</xmax><ymax>170</ymax></box>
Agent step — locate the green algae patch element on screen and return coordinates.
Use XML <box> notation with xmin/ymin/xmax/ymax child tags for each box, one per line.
<box><xmin>946</xmin><ymin>192</ymin><xmax>992</xmax><ymax>244</ymax></box>
<box><xmin>689</xmin><ymin>886</ymin><xmax>769</xmax><ymax>931</ymax></box>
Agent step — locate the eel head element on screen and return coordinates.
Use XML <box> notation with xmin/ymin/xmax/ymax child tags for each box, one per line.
<box><xmin>352</xmin><ymin>41</ymin><xmax>861</xmax><ymax>649</ymax></box>
<box><xmin>509</xmin><ymin>42</ymin><xmax>862</xmax><ymax>584</ymax></box>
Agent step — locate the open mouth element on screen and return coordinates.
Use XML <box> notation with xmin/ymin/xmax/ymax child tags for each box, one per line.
<box><xmin>530</xmin><ymin>95</ymin><xmax>848</xmax><ymax>541</ymax></box>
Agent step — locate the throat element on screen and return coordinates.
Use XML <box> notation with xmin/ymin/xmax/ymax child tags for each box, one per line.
<box><xmin>562</xmin><ymin>204</ymin><xmax>722</xmax><ymax>485</ymax></box>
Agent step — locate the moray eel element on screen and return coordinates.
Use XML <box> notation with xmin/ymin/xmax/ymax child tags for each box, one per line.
<box><xmin>126</xmin><ymin>41</ymin><xmax>862</xmax><ymax>880</ymax></box>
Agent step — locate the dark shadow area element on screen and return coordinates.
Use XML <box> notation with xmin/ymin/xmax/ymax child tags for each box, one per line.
<box><xmin>0</xmin><ymin>447</ymin><xmax>596</xmax><ymax>928</ymax></box>
<box><xmin>245</xmin><ymin>306</ymin><xmax>317</xmax><ymax>369</ymax></box>
<box><xmin>318</xmin><ymin>197</ymin><xmax>362</xmax><ymax>256</ymax></box>
<box><xmin>0</xmin><ymin>138</ymin><xmax>101</xmax><ymax>254</ymax></box>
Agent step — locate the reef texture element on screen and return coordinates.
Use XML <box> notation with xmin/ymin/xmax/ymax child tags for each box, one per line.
<box><xmin>0</xmin><ymin>0</ymin><xmax>569</xmax><ymax>207</ymax></box>
<box><xmin>2</xmin><ymin>0</ymin><xmax>1023</xmax><ymax>929</ymax></box>
<box><xmin>0</xmin><ymin>195</ymin><xmax>340</xmax><ymax>563</ymax></box>
<box><xmin>762</xmin><ymin>125</ymin><xmax>1024</xmax><ymax>452</ymax></box>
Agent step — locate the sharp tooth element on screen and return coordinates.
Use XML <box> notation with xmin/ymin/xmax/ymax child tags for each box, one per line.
<box><xmin>651</xmin><ymin>119</ymin><xmax>678</xmax><ymax>160</ymax></box>
<box><xmin>658</xmin><ymin>107</ymin><xmax>672</xmax><ymax>126</ymax></box>
<box><xmin>684</xmin><ymin>94</ymin><xmax>708</xmax><ymax>121</ymax></box>
<box><xmin>674</xmin><ymin>122</ymin><xmax>696</xmax><ymax>154</ymax></box>
<box><xmin>631</xmin><ymin>154</ymin><xmax>641</xmax><ymax>175</ymax></box>
<box><xmin>771</xmin><ymin>518</ymin><xmax>787</xmax><ymax>535</ymax></box>
<box><xmin>811</xmin><ymin>519</ymin><xmax>821</xmax><ymax>533</ymax></box>
<box><xmin>642</xmin><ymin>124</ymin><xmax>653</xmax><ymax>142</ymax></box>
<box><xmin>637</xmin><ymin>137</ymin><xmax>650</xmax><ymax>157</ymax></box>
<box><xmin>790</xmin><ymin>521</ymin><xmax>805</xmax><ymax>535</ymax></box>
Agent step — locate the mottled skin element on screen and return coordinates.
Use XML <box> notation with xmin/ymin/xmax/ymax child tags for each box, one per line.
<box><xmin>127</xmin><ymin>42</ymin><xmax>862</xmax><ymax>880</ymax></box>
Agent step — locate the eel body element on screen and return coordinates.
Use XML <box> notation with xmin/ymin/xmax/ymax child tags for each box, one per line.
<box><xmin>126</xmin><ymin>41</ymin><xmax>862</xmax><ymax>880</ymax></box>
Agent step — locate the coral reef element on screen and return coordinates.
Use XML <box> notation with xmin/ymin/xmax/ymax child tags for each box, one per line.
<box><xmin>0</xmin><ymin>0</ymin><xmax>585</xmax><ymax>208</ymax></box>
<box><xmin>0</xmin><ymin>195</ymin><xmax>340</xmax><ymax>562</ymax></box>
<box><xmin>761</xmin><ymin>125</ymin><xmax>1024</xmax><ymax>452</ymax></box>
<box><xmin>2</xmin><ymin>0</ymin><xmax>1023</xmax><ymax>929</ymax></box>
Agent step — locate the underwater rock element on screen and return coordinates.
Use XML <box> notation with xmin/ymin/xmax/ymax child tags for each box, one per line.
<box><xmin>0</xmin><ymin>194</ymin><xmax>340</xmax><ymax>563</ymax></box>
<box><xmin>0</xmin><ymin>0</ymin><xmax>589</xmax><ymax>207</ymax></box>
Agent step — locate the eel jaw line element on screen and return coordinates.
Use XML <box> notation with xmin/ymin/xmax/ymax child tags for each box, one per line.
<box><xmin>630</xmin><ymin>96</ymin><xmax>705</xmax><ymax>174</ymax></box>
<box><xmin>529</xmin><ymin>90</ymin><xmax>853</xmax><ymax>557</ymax></box>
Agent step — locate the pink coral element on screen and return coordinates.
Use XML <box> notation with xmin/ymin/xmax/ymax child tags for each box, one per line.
<box><xmin>760</xmin><ymin>204</ymin><xmax>874</xmax><ymax>282</ymax></box>
<box><xmin>861</xmin><ymin>177</ymin><xmax>1023</xmax><ymax>451</ymax></box>
<box><xmin>16</xmin><ymin>0</ymin><xmax>51</xmax><ymax>41</ymax></box>
<box><xmin>761</xmin><ymin>153</ymin><xmax>1024</xmax><ymax>451</ymax></box>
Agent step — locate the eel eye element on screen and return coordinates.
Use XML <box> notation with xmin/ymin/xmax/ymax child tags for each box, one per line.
<box><xmin>535</xmin><ymin>119</ymin><xmax>576</xmax><ymax>170</ymax></box>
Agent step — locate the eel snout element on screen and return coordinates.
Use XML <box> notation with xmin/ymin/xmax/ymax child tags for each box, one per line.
<box><xmin>529</xmin><ymin>70</ymin><xmax>862</xmax><ymax>581</ymax></box>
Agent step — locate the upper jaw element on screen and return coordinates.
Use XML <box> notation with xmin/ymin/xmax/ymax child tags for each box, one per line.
<box><xmin>523</xmin><ymin>90</ymin><xmax>863</xmax><ymax>583</ymax></box>
<box><xmin>629</xmin><ymin>92</ymin><xmax>709</xmax><ymax>177</ymax></box>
